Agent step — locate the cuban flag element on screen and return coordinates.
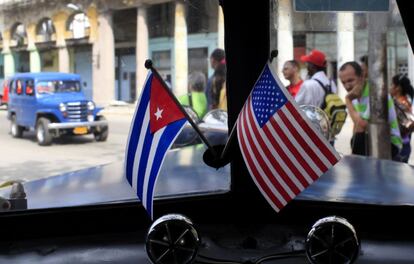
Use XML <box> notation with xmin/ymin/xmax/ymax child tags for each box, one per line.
<box><xmin>125</xmin><ymin>72</ymin><xmax>187</xmax><ymax>219</ymax></box>
<box><xmin>237</xmin><ymin>63</ymin><xmax>340</xmax><ymax>213</ymax></box>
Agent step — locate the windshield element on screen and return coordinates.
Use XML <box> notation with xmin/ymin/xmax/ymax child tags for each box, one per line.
<box><xmin>37</xmin><ymin>80</ymin><xmax>81</xmax><ymax>94</ymax></box>
<box><xmin>0</xmin><ymin>0</ymin><xmax>229</xmax><ymax>212</ymax></box>
<box><xmin>0</xmin><ymin>0</ymin><xmax>413</xmax><ymax>215</ymax></box>
<box><xmin>271</xmin><ymin>0</ymin><xmax>412</xmax><ymax>160</ymax></box>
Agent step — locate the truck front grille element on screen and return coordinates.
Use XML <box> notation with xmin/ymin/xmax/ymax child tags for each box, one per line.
<box><xmin>66</xmin><ymin>102</ymin><xmax>88</xmax><ymax>122</ymax></box>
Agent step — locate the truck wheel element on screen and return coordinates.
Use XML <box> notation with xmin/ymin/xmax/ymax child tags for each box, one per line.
<box><xmin>10</xmin><ymin>115</ymin><xmax>23</xmax><ymax>138</ymax></box>
<box><xmin>36</xmin><ymin>117</ymin><xmax>52</xmax><ymax>146</ymax></box>
<box><xmin>94</xmin><ymin>116</ymin><xmax>108</xmax><ymax>142</ymax></box>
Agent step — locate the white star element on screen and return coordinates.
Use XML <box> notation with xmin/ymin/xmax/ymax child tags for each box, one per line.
<box><xmin>154</xmin><ymin>107</ymin><xmax>163</xmax><ymax>120</ymax></box>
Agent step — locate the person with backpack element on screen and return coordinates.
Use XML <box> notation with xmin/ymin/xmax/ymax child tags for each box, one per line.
<box><xmin>295</xmin><ymin>49</ymin><xmax>337</xmax><ymax>107</ymax></box>
<box><xmin>339</xmin><ymin>61</ymin><xmax>402</xmax><ymax>159</ymax></box>
<box><xmin>295</xmin><ymin>50</ymin><xmax>345</xmax><ymax>143</ymax></box>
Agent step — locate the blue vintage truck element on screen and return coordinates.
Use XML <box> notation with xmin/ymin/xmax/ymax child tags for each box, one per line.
<box><xmin>7</xmin><ymin>72</ymin><xmax>108</xmax><ymax>146</ymax></box>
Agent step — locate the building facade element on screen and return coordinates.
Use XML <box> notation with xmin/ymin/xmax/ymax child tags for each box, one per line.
<box><xmin>0</xmin><ymin>0</ymin><xmax>411</xmax><ymax>105</ymax></box>
<box><xmin>0</xmin><ymin>0</ymin><xmax>224</xmax><ymax>106</ymax></box>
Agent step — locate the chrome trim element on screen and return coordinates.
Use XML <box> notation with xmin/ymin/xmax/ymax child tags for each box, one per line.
<box><xmin>67</xmin><ymin>102</ymin><xmax>81</xmax><ymax>106</ymax></box>
<box><xmin>48</xmin><ymin>120</ymin><xmax>108</xmax><ymax>129</ymax></box>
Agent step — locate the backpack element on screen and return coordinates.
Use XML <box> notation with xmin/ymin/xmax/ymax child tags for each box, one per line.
<box><xmin>314</xmin><ymin>79</ymin><xmax>347</xmax><ymax>138</ymax></box>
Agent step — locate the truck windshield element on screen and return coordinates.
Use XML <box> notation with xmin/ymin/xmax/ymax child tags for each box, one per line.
<box><xmin>37</xmin><ymin>81</ymin><xmax>81</xmax><ymax>94</ymax></box>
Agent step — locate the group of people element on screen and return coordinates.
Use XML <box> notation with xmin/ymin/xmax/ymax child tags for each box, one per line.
<box><xmin>178</xmin><ymin>47</ymin><xmax>414</xmax><ymax>162</ymax></box>
<box><xmin>283</xmin><ymin>49</ymin><xmax>414</xmax><ymax>163</ymax></box>
<box><xmin>178</xmin><ymin>48</ymin><xmax>227</xmax><ymax>119</ymax></box>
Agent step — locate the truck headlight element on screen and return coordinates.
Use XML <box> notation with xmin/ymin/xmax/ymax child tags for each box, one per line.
<box><xmin>87</xmin><ymin>101</ymin><xmax>95</xmax><ymax>111</ymax></box>
<box><xmin>59</xmin><ymin>103</ymin><xmax>67</xmax><ymax>112</ymax></box>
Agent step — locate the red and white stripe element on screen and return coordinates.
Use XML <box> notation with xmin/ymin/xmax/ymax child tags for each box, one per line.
<box><xmin>237</xmin><ymin>97</ymin><xmax>340</xmax><ymax>212</ymax></box>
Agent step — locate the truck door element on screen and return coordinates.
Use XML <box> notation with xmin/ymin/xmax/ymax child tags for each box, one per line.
<box><xmin>10</xmin><ymin>79</ymin><xmax>24</xmax><ymax>125</ymax></box>
<box><xmin>20</xmin><ymin>78</ymin><xmax>36</xmax><ymax>127</ymax></box>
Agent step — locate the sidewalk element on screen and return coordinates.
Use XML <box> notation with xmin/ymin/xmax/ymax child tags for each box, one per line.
<box><xmin>333</xmin><ymin>116</ymin><xmax>353</xmax><ymax>156</ymax></box>
<box><xmin>99</xmin><ymin>101</ymin><xmax>136</xmax><ymax>116</ymax></box>
<box><xmin>334</xmin><ymin>116</ymin><xmax>414</xmax><ymax>165</ymax></box>
<box><xmin>98</xmin><ymin>103</ymin><xmax>414</xmax><ymax>165</ymax></box>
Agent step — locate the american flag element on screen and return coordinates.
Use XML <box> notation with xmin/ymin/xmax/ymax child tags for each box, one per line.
<box><xmin>237</xmin><ymin>63</ymin><xmax>340</xmax><ymax>212</ymax></box>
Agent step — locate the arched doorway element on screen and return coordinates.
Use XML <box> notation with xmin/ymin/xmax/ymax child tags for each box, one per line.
<box><xmin>36</xmin><ymin>18</ymin><xmax>58</xmax><ymax>72</ymax></box>
<box><xmin>10</xmin><ymin>23</ymin><xmax>30</xmax><ymax>73</ymax></box>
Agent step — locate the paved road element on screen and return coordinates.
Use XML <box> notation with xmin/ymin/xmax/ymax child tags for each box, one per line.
<box><xmin>0</xmin><ymin>105</ymin><xmax>412</xmax><ymax>184</ymax></box>
<box><xmin>0</xmin><ymin>108</ymin><xmax>134</xmax><ymax>183</ymax></box>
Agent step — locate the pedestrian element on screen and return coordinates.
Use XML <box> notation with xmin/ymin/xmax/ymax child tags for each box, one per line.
<box><xmin>206</xmin><ymin>48</ymin><xmax>226</xmax><ymax>110</ymax></box>
<box><xmin>178</xmin><ymin>71</ymin><xmax>208</xmax><ymax>119</ymax></box>
<box><xmin>282</xmin><ymin>60</ymin><xmax>303</xmax><ymax>97</ymax></box>
<box><xmin>390</xmin><ymin>74</ymin><xmax>414</xmax><ymax>163</ymax></box>
<box><xmin>338</xmin><ymin>61</ymin><xmax>402</xmax><ymax>158</ymax></box>
<box><xmin>295</xmin><ymin>49</ymin><xmax>337</xmax><ymax>107</ymax></box>
<box><xmin>212</xmin><ymin>62</ymin><xmax>227</xmax><ymax>111</ymax></box>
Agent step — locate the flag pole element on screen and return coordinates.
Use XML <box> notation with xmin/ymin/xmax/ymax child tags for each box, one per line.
<box><xmin>144</xmin><ymin>59</ymin><xmax>218</xmax><ymax>158</ymax></box>
<box><xmin>218</xmin><ymin>50</ymin><xmax>279</xmax><ymax>163</ymax></box>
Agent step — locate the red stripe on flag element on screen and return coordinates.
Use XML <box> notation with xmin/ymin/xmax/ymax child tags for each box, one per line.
<box><xmin>268</xmin><ymin>117</ymin><xmax>319</xmax><ymax>181</ymax></box>
<box><xmin>261</xmin><ymin>123</ymin><xmax>310</xmax><ymax>188</ymax></box>
<box><xmin>286</xmin><ymin>102</ymin><xmax>339</xmax><ymax>165</ymax></box>
<box><xmin>276</xmin><ymin>110</ymin><xmax>328</xmax><ymax>172</ymax></box>
<box><xmin>243</xmin><ymin>103</ymin><xmax>297</xmax><ymax>199</ymax></box>
<box><xmin>245</xmin><ymin>102</ymin><xmax>304</xmax><ymax>194</ymax></box>
<box><xmin>238</xmin><ymin>115</ymin><xmax>284</xmax><ymax>210</ymax></box>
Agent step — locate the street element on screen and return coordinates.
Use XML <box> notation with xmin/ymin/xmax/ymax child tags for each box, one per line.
<box><xmin>1</xmin><ymin>105</ymin><xmax>413</xmax><ymax>184</ymax></box>
<box><xmin>0</xmin><ymin>107</ymin><xmax>134</xmax><ymax>183</ymax></box>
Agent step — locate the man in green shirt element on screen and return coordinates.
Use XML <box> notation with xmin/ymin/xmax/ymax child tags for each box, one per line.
<box><xmin>339</xmin><ymin>61</ymin><xmax>402</xmax><ymax>158</ymax></box>
<box><xmin>178</xmin><ymin>71</ymin><xmax>208</xmax><ymax>119</ymax></box>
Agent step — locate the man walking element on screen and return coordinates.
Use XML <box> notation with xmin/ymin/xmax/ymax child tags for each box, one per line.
<box><xmin>295</xmin><ymin>49</ymin><xmax>336</xmax><ymax>107</ymax></box>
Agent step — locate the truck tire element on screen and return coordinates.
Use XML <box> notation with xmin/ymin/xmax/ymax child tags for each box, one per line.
<box><xmin>36</xmin><ymin>117</ymin><xmax>52</xmax><ymax>146</ymax></box>
<box><xmin>94</xmin><ymin>116</ymin><xmax>108</xmax><ymax>142</ymax></box>
<box><xmin>10</xmin><ymin>115</ymin><xmax>23</xmax><ymax>138</ymax></box>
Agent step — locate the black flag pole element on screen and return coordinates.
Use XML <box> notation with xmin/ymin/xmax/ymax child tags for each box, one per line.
<box><xmin>144</xmin><ymin>59</ymin><xmax>218</xmax><ymax>159</ymax></box>
<box><xmin>211</xmin><ymin>50</ymin><xmax>279</xmax><ymax>167</ymax></box>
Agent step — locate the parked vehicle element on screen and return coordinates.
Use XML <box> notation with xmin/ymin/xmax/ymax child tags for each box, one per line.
<box><xmin>7</xmin><ymin>72</ymin><xmax>108</xmax><ymax>146</ymax></box>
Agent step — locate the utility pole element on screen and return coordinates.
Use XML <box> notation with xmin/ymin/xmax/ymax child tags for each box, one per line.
<box><xmin>367</xmin><ymin>12</ymin><xmax>391</xmax><ymax>159</ymax></box>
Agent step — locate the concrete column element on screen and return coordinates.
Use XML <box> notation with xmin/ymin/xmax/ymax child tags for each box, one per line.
<box><xmin>337</xmin><ymin>13</ymin><xmax>354</xmax><ymax>99</ymax></box>
<box><xmin>408</xmin><ymin>42</ymin><xmax>414</xmax><ymax>88</ymax></box>
<box><xmin>277</xmin><ymin>0</ymin><xmax>293</xmax><ymax>86</ymax></box>
<box><xmin>218</xmin><ymin>5</ymin><xmax>225</xmax><ymax>49</ymax></box>
<box><xmin>2</xmin><ymin>31</ymin><xmax>15</xmax><ymax>77</ymax></box>
<box><xmin>53</xmin><ymin>12</ymin><xmax>70</xmax><ymax>73</ymax></box>
<box><xmin>367</xmin><ymin>12</ymin><xmax>390</xmax><ymax>159</ymax></box>
<box><xmin>57</xmin><ymin>47</ymin><xmax>70</xmax><ymax>73</ymax></box>
<box><xmin>173</xmin><ymin>1</ymin><xmax>188</xmax><ymax>96</ymax></box>
<box><xmin>136</xmin><ymin>6</ymin><xmax>149</xmax><ymax>97</ymax></box>
<box><xmin>92</xmin><ymin>11</ymin><xmax>115</xmax><ymax>106</ymax></box>
<box><xmin>27</xmin><ymin>24</ymin><xmax>41</xmax><ymax>72</ymax></box>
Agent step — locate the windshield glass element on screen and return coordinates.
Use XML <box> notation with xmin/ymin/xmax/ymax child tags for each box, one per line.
<box><xmin>0</xmin><ymin>0</ymin><xmax>228</xmax><ymax>212</ymax></box>
<box><xmin>37</xmin><ymin>80</ymin><xmax>81</xmax><ymax>94</ymax></box>
<box><xmin>271</xmin><ymin>0</ymin><xmax>412</xmax><ymax>161</ymax></box>
<box><xmin>0</xmin><ymin>0</ymin><xmax>413</xmax><ymax>214</ymax></box>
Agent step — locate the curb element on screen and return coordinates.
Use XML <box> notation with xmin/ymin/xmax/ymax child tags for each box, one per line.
<box><xmin>100</xmin><ymin>104</ymin><xmax>136</xmax><ymax>115</ymax></box>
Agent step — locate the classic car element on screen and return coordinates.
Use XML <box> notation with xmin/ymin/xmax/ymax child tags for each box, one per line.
<box><xmin>7</xmin><ymin>72</ymin><xmax>108</xmax><ymax>145</ymax></box>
